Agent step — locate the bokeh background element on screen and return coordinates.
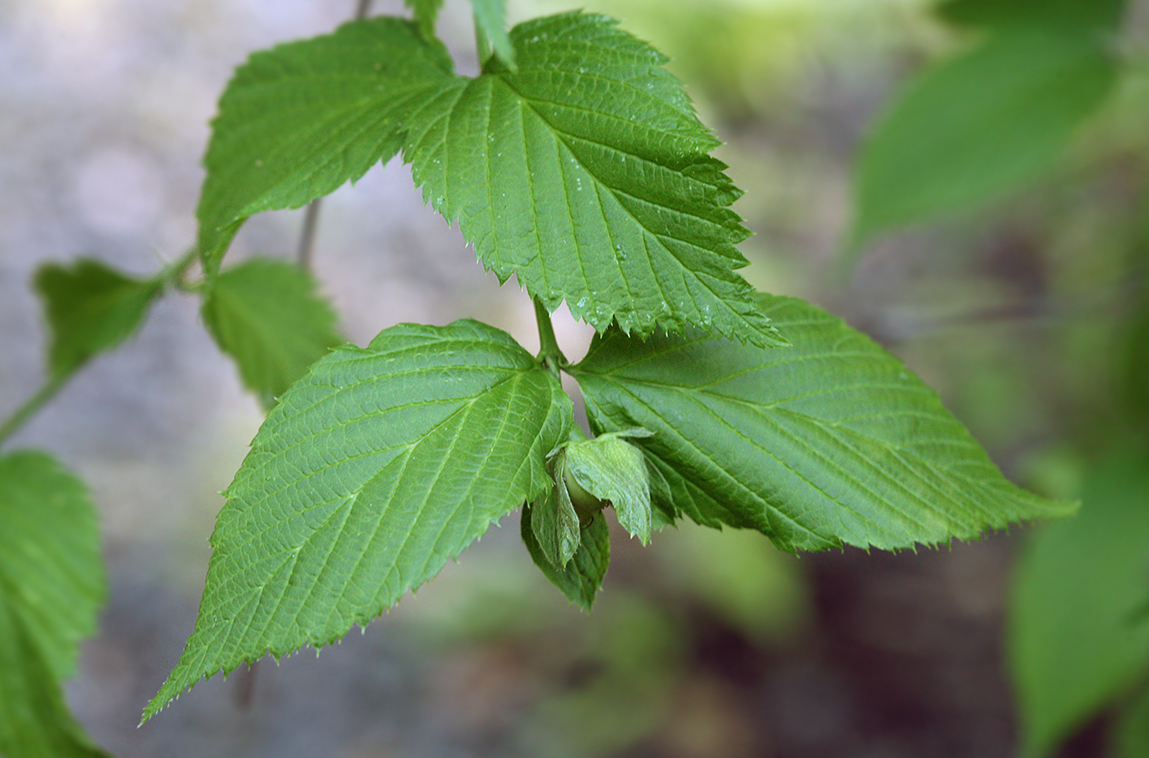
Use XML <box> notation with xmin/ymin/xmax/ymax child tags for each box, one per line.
<box><xmin>2</xmin><ymin>0</ymin><xmax>1146</xmax><ymax>755</ymax></box>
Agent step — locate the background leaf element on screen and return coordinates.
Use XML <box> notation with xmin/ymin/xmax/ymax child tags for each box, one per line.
<box><xmin>34</xmin><ymin>258</ymin><xmax>162</xmax><ymax>377</ymax></box>
<box><xmin>521</xmin><ymin>505</ymin><xmax>609</xmax><ymax>611</ymax></box>
<box><xmin>1115</xmin><ymin>685</ymin><xmax>1149</xmax><ymax>758</ymax></box>
<box><xmin>938</xmin><ymin>0</ymin><xmax>1127</xmax><ymax>33</ymax></box>
<box><xmin>572</xmin><ymin>293</ymin><xmax>1073</xmax><ymax>552</ymax></box>
<box><xmin>195</xmin><ymin>17</ymin><xmax>454</xmax><ymax>275</ymax></box>
<box><xmin>201</xmin><ymin>257</ymin><xmax>342</xmax><ymax>407</ymax></box>
<box><xmin>406</xmin><ymin>12</ymin><xmax>782</xmax><ymax>346</ymax></box>
<box><xmin>1008</xmin><ymin>454</ymin><xmax>1149</xmax><ymax>758</ymax></box>
<box><xmin>471</xmin><ymin>0</ymin><xmax>515</xmax><ymax>68</ymax></box>
<box><xmin>404</xmin><ymin>0</ymin><xmax>443</xmax><ymax>38</ymax></box>
<box><xmin>851</xmin><ymin>29</ymin><xmax>1117</xmax><ymax>245</ymax></box>
<box><xmin>0</xmin><ymin>452</ymin><xmax>108</xmax><ymax>758</ymax></box>
<box><xmin>145</xmin><ymin>320</ymin><xmax>571</xmax><ymax>721</ymax></box>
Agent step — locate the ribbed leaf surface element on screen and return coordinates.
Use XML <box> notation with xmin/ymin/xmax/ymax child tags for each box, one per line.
<box><xmin>194</xmin><ymin>12</ymin><xmax>780</xmax><ymax>345</ymax></box>
<box><xmin>573</xmin><ymin>294</ymin><xmax>1074</xmax><ymax>552</ymax></box>
<box><xmin>144</xmin><ymin>320</ymin><xmax>570</xmax><ymax>720</ymax></box>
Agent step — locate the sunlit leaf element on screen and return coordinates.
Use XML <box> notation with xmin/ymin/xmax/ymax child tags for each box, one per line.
<box><xmin>195</xmin><ymin>17</ymin><xmax>454</xmax><ymax>276</ymax></box>
<box><xmin>144</xmin><ymin>320</ymin><xmax>570</xmax><ymax>721</ymax></box>
<box><xmin>195</xmin><ymin>12</ymin><xmax>781</xmax><ymax>345</ymax></box>
<box><xmin>573</xmin><ymin>293</ymin><xmax>1074</xmax><ymax>552</ymax></box>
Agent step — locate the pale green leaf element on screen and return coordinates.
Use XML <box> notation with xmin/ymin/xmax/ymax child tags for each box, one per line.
<box><xmin>521</xmin><ymin>505</ymin><xmax>609</xmax><ymax>611</ymax></box>
<box><xmin>34</xmin><ymin>259</ymin><xmax>162</xmax><ymax>377</ymax></box>
<box><xmin>195</xmin><ymin>17</ymin><xmax>454</xmax><ymax>276</ymax></box>
<box><xmin>852</xmin><ymin>30</ymin><xmax>1117</xmax><ymax>245</ymax></box>
<box><xmin>1009</xmin><ymin>454</ymin><xmax>1149</xmax><ymax>758</ymax></box>
<box><xmin>404</xmin><ymin>0</ymin><xmax>443</xmax><ymax>38</ymax></box>
<box><xmin>144</xmin><ymin>320</ymin><xmax>571</xmax><ymax>721</ymax></box>
<box><xmin>530</xmin><ymin>461</ymin><xmax>582</xmax><ymax>568</ymax></box>
<box><xmin>472</xmin><ymin>0</ymin><xmax>515</xmax><ymax>68</ymax></box>
<box><xmin>564</xmin><ymin>433</ymin><xmax>652</xmax><ymax>545</ymax></box>
<box><xmin>406</xmin><ymin>12</ymin><xmax>782</xmax><ymax>345</ymax></box>
<box><xmin>572</xmin><ymin>293</ymin><xmax>1074</xmax><ymax>552</ymax></box>
<box><xmin>201</xmin><ymin>258</ymin><xmax>342</xmax><ymax>407</ymax></box>
<box><xmin>0</xmin><ymin>452</ymin><xmax>108</xmax><ymax>758</ymax></box>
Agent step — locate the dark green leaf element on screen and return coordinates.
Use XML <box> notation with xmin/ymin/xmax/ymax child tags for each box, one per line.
<box><xmin>852</xmin><ymin>30</ymin><xmax>1117</xmax><ymax>245</ymax></box>
<box><xmin>522</xmin><ymin>505</ymin><xmax>609</xmax><ymax>611</ymax></box>
<box><xmin>201</xmin><ymin>258</ymin><xmax>342</xmax><ymax>407</ymax></box>
<box><xmin>939</xmin><ymin>0</ymin><xmax>1127</xmax><ymax>33</ymax></box>
<box><xmin>404</xmin><ymin>0</ymin><xmax>443</xmax><ymax>38</ymax></box>
<box><xmin>472</xmin><ymin>0</ymin><xmax>515</xmax><ymax>68</ymax></box>
<box><xmin>144</xmin><ymin>320</ymin><xmax>571</xmax><ymax>721</ymax></box>
<box><xmin>0</xmin><ymin>452</ymin><xmax>109</xmax><ymax>758</ymax></box>
<box><xmin>406</xmin><ymin>12</ymin><xmax>782</xmax><ymax>345</ymax></box>
<box><xmin>1009</xmin><ymin>455</ymin><xmax>1149</xmax><ymax>758</ymax></box>
<box><xmin>34</xmin><ymin>259</ymin><xmax>162</xmax><ymax>377</ymax></box>
<box><xmin>572</xmin><ymin>293</ymin><xmax>1074</xmax><ymax>552</ymax></box>
<box><xmin>195</xmin><ymin>17</ymin><xmax>454</xmax><ymax>276</ymax></box>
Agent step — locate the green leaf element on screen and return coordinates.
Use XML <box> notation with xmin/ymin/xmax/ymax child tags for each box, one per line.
<box><xmin>1115</xmin><ymin>685</ymin><xmax>1149</xmax><ymax>758</ymax></box>
<box><xmin>0</xmin><ymin>452</ymin><xmax>109</xmax><ymax>758</ymax></box>
<box><xmin>852</xmin><ymin>30</ymin><xmax>1118</xmax><ymax>245</ymax></box>
<box><xmin>0</xmin><ymin>596</ymin><xmax>108</xmax><ymax>758</ymax></box>
<box><xmin>406</xmin><ymin>12</ymin><xmax>782</xmax><ymax>345</ymax></box>
<box><xmin>472</xmin><ymin>0</ymin><xmax>515</xmax><ymax>68</ymax></box>
<box><xmin>404</xmin><ymin>0</ymin><xmax>442</xmax><ymax>38</ymax></box>
<box><xmin>201</xmin><ymin>258</ymin><xmax>342</xmax><ymax>407</ymax></box>
<box><xmin>34</xmin><ymin>258</ymin><xmax>162</xmax><ymax>377</ymax></box>
<box><xmin>144</xmin><ymin>320</ymin><xmax>571</xmax><ymax>722</ymax></box>
<box><xmin>195</xmin><ymin>17</ymin><xmax>454</xmax><ymax>276</ymax></box>
<box><xmin>563</xmin><ymin>432</ymin><xmax>652</xmax><ymax>545</ymax></box>
<box><xmin>522</xmin><ymin>505</ymin><xmax>610</xmax><ymax>611</ymax></box>
<box><xmin>530</xmin><ymin>459</ymin><xmax>582</xmax><ymax>568</ymax></box>
<box><xmin>196</xmin><ymin>11</ymin><xmax>781</xmax><ymax>345</ymax></box>
<box><xmin>1009</xmin><ymin>454</ymin><xmax>1149</xmax><ymax>758</ymax></box>
<box><xmin>938</xmin><ymin>0</ymin><xmax>1127</xmax><ymax>33</ymax></box>
<box><xmin>572</xmin><ymin>293</ymin><xmax>1074</xmax><ymax>552</ymax></box>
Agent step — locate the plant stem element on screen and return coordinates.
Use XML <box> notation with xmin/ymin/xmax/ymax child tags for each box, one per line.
<box><xmin>296</xmin><ymin>0</ymin><xmax>374</xmax><ymax>271</ymax></box>
<box><xmin>534</xmin><ymin>296</ymin><xmax>565</xmax><ymax>356</ymax></box>
<box><xmin>0</xmin><ymin>372</ymin><xmax>71</xmax><ymax>449</ymax></box>
<box><xmin>474</xmin><ymin>18</ymin><xmax>491</xmax><ymax>67</ymax></box>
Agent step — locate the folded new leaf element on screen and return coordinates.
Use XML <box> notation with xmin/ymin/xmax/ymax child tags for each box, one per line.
<box><xmin>143</xmin><ymin>320</ymin><xmax>570</xmax><ymax>722</ymax></box>
<box><xmin>573</xmin><ymin>293</ymin><xmax>1075</xmax><ymax>552</ymax></box>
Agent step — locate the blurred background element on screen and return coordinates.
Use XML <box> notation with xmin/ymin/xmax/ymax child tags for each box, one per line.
<box><xmin>2</xmin><ymin>0</ymin><xmax>1146</xmax><ymax>755</ymax></box>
